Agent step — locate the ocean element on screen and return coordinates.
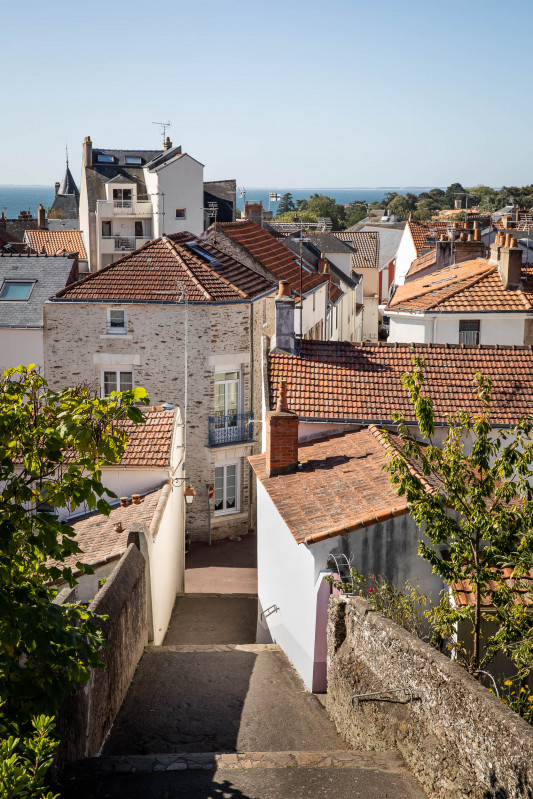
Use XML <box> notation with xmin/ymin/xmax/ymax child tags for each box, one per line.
<box><xmin>0</xmin><ymin>185</ymin><xmax>436</xmax><ymax>219</ymax></box>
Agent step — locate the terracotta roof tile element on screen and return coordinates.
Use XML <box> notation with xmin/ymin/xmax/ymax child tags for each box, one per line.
<box><xmin>268</xmin><ymin>340</ymin><xmax>533</xmax><ymax>426</ymax></box>
<box><xmin>389</xmin><ymin>258</ymin><xmax>533</xmax><ymax>313</ymax></box>
<box><xmin>249</xmin><ymin>427</ymin><xmax>411</xmax><ymax>544</ymax></box>
<box><xmin>332</xmin><ymin>231</ymin><xmax>380</xmax><ymax>270</ymax></box>
<box><xmin>51</xmin><ymin>486</ymin><xmax>167</xmax><ymax>573</ymax></box>
<box><xmin>407</xmin><ymin>221</ymin><xmax>449</xmax><ymax>255</ymax></box>
<box><xmin>453</xmin><ymin>570</ymin><xmax>533</xmax><ymax>608</ymax></box>
<box><xmin>117</xmin><ymin>409</ymin><xmax>175</xmax><ymax>467</ymax></box>
<box><xmin>217</xmin><ymin>220</ymin><xmax>328</xmax><ymax>296</ymax></box>
<box><xmin>53</xmin><ymin>233</ymin><xmax>274</xmax><ymax>303</ymax></box>
<box><xmin>26</xmin><ymin>229</ymin><xmax>87</xmax><ymax>259</ymax></box>
<box><xmin>406</xmin><ymin>249</ymin><xmax>437</xmax><ymax>278</ymax></box>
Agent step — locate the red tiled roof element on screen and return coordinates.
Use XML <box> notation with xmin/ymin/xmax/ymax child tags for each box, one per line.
<box><xmin>407</xmin><ymin>221</ymin><xmax>449</xmax><ymax>255</ymax></box>
<box><xmin>389</xmin><ymin>259</ymin><xmax>533</xmax><ymax>313</ymax></box>
<box><xmin>453</xmin><ymin>570</ymin><xmax>533</xmax><ymax>608</ymax></box>
<box><xmin>54</xmin><ymin>233</ymin><xmax>274</xmax><ymax>303</ymax></box>
<box><xmin>268</xmin><ymin>340</ymin><xmax>533</xmax><ymax>425</ymax></box>
<box><xmin>249</xmin><ymin>427</ymin><xmax>411</xmax><ymax>544</ymax></box>
<box><xmin>406</xmin><ymin>249</ymin><xmax>437</xmax><ymax>278</ymax></box>
<box><xmin>332</xmin><ymin>231</ymin><xmax>380</xmax><ymax>270</ymax></box>
<box><xmin>26</xmin><ymin>229</ymin><xmax>87</xmax><ymax>259</ymax></box>
<box><xmin>217</xmin><ymin>220</ymin><xmax>327</xmax><ymax>296</ymax></box>
<box><xmin>51</xmin><ymin>486</ymin><xmax>168</xmax><ymax>573</ymax></box>
<box><xmin>117</xmin><ymin>409</ymin><xmax>175</xmax><ymax>467</ymax></box>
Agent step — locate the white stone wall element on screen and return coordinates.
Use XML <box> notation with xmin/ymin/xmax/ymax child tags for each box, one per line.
<box><xmin>394</xmin><ymin>227</ymin><xmax>417</xmax><ymax>286</ymax></box>
<box><xmin>0</xmin><ymin>328</ymin><xmax>43</xmax><ymax>372</ymax></box>
<box><xmin>389</xmin><ymin>311</ymin><xmax>526</xmax><ymax>346</ymax></box>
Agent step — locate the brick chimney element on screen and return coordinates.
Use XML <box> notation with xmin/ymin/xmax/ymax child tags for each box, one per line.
<box><xmin>55</xmin><ymin>182</ymin><xmax>60</xmax><ymax>196</ymax></box>
<box><xmin>272</xmin><ymin>280</ymin><xmax>296</xmax><ymax>353</ymax></box>
<box><xmin>436</xmin><ymin>238</ymin><xmax>453</xmax><ymax>271</ymax></box>
<box><xmin>265</xmin><ymin>380</ymin><xmax>299</xmax><ymax>478</ymax></box>
<box><xmin>37</xmin><ymin>204</ymin><xmax>46</xmax><ymax>229</ymax></box>
<box><xmin>0</xmin><ymin>212</ymin><xmax>5</xmax><ymax>230</ymax></box>
<box><xmin>499</xmin><ymin>237</ymin><xmax>522</xmax><ymax>289</ymax></box>
<box><xmin>82</xmin><ymin>136</ymin><xmax>92</xmax><ymax>166</ymax></box>
<box><xmin>163</xmin><ymin>136</ymin><xmax>173</xmax><ymax>151</ymax></box>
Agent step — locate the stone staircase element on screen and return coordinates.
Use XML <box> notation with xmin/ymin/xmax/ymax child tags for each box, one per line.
<box><xmin>59</xmin><ymin>596</ymin><xmax>427</xmax><ymax>798</ymax></box>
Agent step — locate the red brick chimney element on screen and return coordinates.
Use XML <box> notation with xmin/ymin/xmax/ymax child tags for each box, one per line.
<box><xmin>265</xmin><ymin>380</ymin><xmax>299</xmax><ymax>478</ymax></box>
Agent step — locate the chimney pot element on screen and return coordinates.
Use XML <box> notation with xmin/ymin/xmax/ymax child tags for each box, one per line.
<box><xmin>132</xmin><ymin>494</ymin><xmax>141</xmax><ymax>505</ymax></box>
<box><xmin>55</xmin><ymin>182</ymin><xmax>60</xmax><ymax>196</ymax></box>
<box><xmin>467</xmin><ymin>234</ymin><xmax>473</xmax><ymax>242</ymax></box>
<box><xmin>278</xmin><ymin>280</ymin><xmax>291</xmax><ymax>297</ymax></box>
<box><xmin>115</xmin><ymin>522</ymin><xmax>124</xmax><ymax>534</ymax></box>
<box><xmin>163</xmin><ymin>136</ymin><xmax>172</xmax><ymax>150</ymax></box>
<box><xmin>474</xmin><ymin>229</ymin><xmax>481</xmax><ymax>242</ymax></box>
<box><xmin>120</xmin><ymin>496</ymin><xmax>130</xmax><ymax>507</ymax></box>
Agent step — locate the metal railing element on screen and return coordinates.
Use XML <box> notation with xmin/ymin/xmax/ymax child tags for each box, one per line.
<box><xmin>114</xmin><ymin>237</ymin><xmax>135</xmax><ymax>251</ymax></box>
<box><xmin>113</xmin><ymin>200</ymin><xmax>133</xmax><ymax>213</ymax></box>
<box><xmin>208</xmin><ymin>412</ymin><xmax>254</xmax><ymax>446</ymax></box>
<box><xmin>458</xmin><ymin>330</ymin><xmax>479</xmax><ymax>346</ymax></box>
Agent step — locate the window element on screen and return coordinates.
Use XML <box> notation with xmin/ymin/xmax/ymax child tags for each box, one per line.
<box><xmin>214</xmin><ymin>462</ymin><xmax>239</xmax><ymax>514</ymax></box>
<box><xmin>215</xmin><ymin>371</ymin><xmax>240</xmax><ymax>428</ymax></box>
<box><xmin>175</xmin><ymin>208</ymin><xmax>186</xmax><ymax>219</ymax></box>
<box><xmin>459</xmin><ymin>319</ymin><xmax>480</xmax><ymax>345</ymax></box>
<box><xmin>134</xmin><ymin>221</ymin><xmax>143</xmax><ymax>238</ymax></box>
<box><xmin>185</xmin><ymin>242</ymin><xmax>218</xmax><ymax>263</ymax></box>
<box><xmin>103</xmin><ymin>370</ymin><xmax>133</xmax><ymax>396</ymax></box>
<box><xmin>96</xmin><ymin>154</ymin><xmax>114</xmax><ymax>163</ymax></box>
<box><xmin>102</xmin><ymin>221</ymin><xmax>112</xmax><ymax>237</ymax></box>
<box><xmin>125</xmin><ymin>156</ymin><xmax>143</xmax><ymax>165</ymax></box>
<box><xmin>113</xmin><ymin>188</ymin><xmax>132</xmax><ymax>207</ymax></box>
<box><xmin>107</xmin><ymin>309</ymin><xmax>126</xmax><ymax>334</ymax></box>
<box><xmin>0</xmin><ymin>281</ymin><xmax>34</xmax><ymax>300</ymax></box>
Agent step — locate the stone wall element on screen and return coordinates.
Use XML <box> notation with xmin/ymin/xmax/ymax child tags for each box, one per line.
<box><xmin>327</xmin><ymin>596</ymin><xmax>533</xmax><ymax>799</ymax></box>
<box><xmin>55</xmin><ymin>544</ymin><xmax>147</xmax><ymax>767</ymax></box>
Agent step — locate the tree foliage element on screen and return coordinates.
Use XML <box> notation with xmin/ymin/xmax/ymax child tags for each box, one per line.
<box><xmin>0</xmin><ymin>366</ymin><xmax>148</xmax><ymax>726</ymax></box>
<box><xmin>0</xmin><ymin>714</ymin><xmax>59</xmax><ymax>798</ymax></box>
<box><xmin>386</xmin><ymin>355</ymin><xmax>533</xmax><ymax>678</ymax></box>
<box><xmin>276</xmin><ymin>193</ymin><xmax>295</xmax><ymax>215</ymax></box>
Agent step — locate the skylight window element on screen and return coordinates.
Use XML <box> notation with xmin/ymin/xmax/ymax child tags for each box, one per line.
<box><xmin>0</xmin><ymin>281</ymin><xmax>34</xmax><ymax>300</ymax></box>
<box><xmin>185</xmin><ymin>242</ymin><xmax>219</xmax><ymax>264</ymax></box>
<box><xmin>125</xmin><ymin>156</ymin><xmax>143</xmax><ymax>165</ymax></box>
<box><xmin>96</xmin><ymin>154</ymin><xmax>114</xmax><ymax>163</ymax></box>
<box><xmin>425</xmin><ymin>275</ymin><xmax>457</xmax><ymax>287</ymax></box>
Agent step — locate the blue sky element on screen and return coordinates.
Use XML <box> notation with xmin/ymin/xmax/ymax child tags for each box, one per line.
<box><xmin>1</xmin><ymin>0</ymin><xmax>531</xmax><ymax>188</ymax></box>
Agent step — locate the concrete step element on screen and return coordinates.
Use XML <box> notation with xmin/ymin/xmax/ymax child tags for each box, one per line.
<box><xmin>59</xmin><ymin>754</ymin><xmax>428</xmax><ymax>798</ymax></box>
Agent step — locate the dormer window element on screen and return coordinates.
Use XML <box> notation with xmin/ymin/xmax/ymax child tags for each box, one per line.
<box><xmin>96</xmin><ymin>154</ymin><xmax>115</xmax><ymax>163</ymax></box>
<box><xmin>125</xmin><ymin>156</ymin><xmax>143</xmax><ymax>165</ymax></box>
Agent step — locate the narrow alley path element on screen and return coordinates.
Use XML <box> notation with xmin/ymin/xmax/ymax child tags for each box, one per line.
<box><xmin>60</xmin><ymin>536</ymin><xmax>427</xmax><ymax>798</ymax></box>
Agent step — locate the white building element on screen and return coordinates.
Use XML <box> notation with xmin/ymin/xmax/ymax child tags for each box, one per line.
<box><xmin>394</xmin><ymin>219</ymin><xmax>450</xmax><ymax>286</ymax></box>
<box><xmin>79</xmin><ymin>136</ymin><xmax>205</xmax><ymax>271</ymax></box>
<box><xmin>387</xmin><ymin>237</ymin><xmax>533</xmax><ymax>346</ymax></box>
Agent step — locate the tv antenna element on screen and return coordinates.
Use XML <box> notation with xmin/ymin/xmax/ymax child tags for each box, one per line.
<box><xmin>152</xmin><ymin>121</ymin><xmax>172</xmax><ymax>143</ymax></box>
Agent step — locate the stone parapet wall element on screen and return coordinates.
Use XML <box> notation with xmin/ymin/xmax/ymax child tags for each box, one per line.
<box><xmin>327</xmin><ymin>595</ymin><xmax>533</xmax><ymax>799</ymax></box>
<box><xmin>55</xmin><ymin>544</ymin><xmax>148</xmax><ymax>767</ymax></box>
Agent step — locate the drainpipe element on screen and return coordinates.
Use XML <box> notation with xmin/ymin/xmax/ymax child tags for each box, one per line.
<box><xmin>432</xmin><ymin>315</ymin><xmax>437</xmax><ymax>343</ymax></box>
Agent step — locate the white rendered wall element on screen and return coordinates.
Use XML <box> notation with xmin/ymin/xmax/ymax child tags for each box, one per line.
<box><xmin>0</xmin><ymin>329</ymin><xmax>44</xmax><ymax>372</ymax></box>
<box><xmin>389</xmin><ymin>313</ymin><xmax>525</xmax><ymax>346</ymax></box>
<box><xmin>256</xmin><ymin>480</ymin><xmax>321</xmax><ymax>690</ymax></box>
<box><xmin>388</xmin><ymin>314</ymin><xmax>431</xmax><ymax>343</ymax></box>
<box><xmin>394</xmin><ymin>228</ymin><xmax>417</xmax><ymax>286</ymax></box>
<box><xmin>100</xmin><ymin>468</ymin><xmax>170</xmax><ymax>501</ymax></box>
<box><xmin>147</xmin><ymin>155</ymin><xmax>204</xmax><ymax>237</ymax></box>
<box><xmin>150</xmin><ymin>483</ymin><xmax>184</xmax><ymax>644</ymax></box>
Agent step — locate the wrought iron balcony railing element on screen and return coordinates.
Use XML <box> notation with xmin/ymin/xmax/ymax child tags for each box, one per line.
<box><xmin>208</xmin><ymin>412</ymin><xmax>254</xmax><ymax>447</ymax></box>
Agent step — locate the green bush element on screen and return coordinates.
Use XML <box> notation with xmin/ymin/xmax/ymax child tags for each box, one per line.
<box><xmin>0</xmin><ymin>715</ymin><xmax>58</xmax><ymax>798</ymax></box>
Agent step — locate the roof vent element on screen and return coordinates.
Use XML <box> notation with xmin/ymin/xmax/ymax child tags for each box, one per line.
<box><xmin>161</xmin><ymin>402</ymin><xmax>174</xmax><ymax>411</ymax></box>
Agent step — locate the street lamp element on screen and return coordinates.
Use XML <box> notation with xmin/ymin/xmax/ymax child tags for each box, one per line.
<box><xmin>172</xmin><ymin>475</ymin><xmax>196</xmax><ymax>505</ymax></box>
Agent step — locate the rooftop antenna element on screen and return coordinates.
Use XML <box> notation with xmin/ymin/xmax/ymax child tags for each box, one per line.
<box><xmin>65</xmin><ymin>140</ymin><xmax>69</xmax><ymax>167</ymax></box>
<box><xmin>152</xmin><ymin>120</ymin><xmax>172</xmax><ymax>144</ymax></box>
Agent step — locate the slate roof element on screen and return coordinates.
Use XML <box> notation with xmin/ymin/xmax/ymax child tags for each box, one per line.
<box><xmin>53</xmin><ymin>233</ymin><xmax>275</xmax><ymax>303</ymax></box>
<box><xmin>117</xmin><ymin>409</ymin><xmax>175</xmax><ymax>467</ymax></box>
<box><xmin>216</xmin><ymin>220</ymin><xmax>328</xmax><ymax>297</ymax></box>
<box><xmin>58</xmin><ymin>164</ymin><xmax>79</xmax><ymax>196</ymax></box>
<box><xmin>84</xmin><ymin>147</ymin><xmax>164</xmax><ymax>211</ymax></box>
<box><xmin>47</xmin><ymin>219</ymin><xmax>80</xmax><ymax>231</ymax></box>
<box><xmin>388</xmin><ymin>259</ymin><xmax>533</xmax><ymax>313</ymax></box>
<box><xmin>332</xmin><ymin>231</ymin><xmax>380</xmax><ymax>269</ymax></box>
<box><xmin>0</xmin><ymin>254</ymin><xmax>78</xmax><ymax>327</ymax></box>
<box><xmin>303</xmin><ymin>233</ymin><xmax>354</xmax><ymax>255</ymax></box>
<box><xmin>50</xmin><ymin>193</ymin><xmax>79</xmax><ymax>220</ymax></box>
<box><xmin>268</xmin><ymin>340</ymin><xmax>533</xmax><ymax>426</ymax></box>
<box><xmin>0</xmin><ymin>227</ymin><xmax>29</xmax><ymax>254</ymax></box>
<box><xmin>249</xmin><ymin>427</ymin><xmax>412</xmax><ymax>544</ymax></box>
<box><xmin>25</xmin><ymin>229</ymin><xmax>87</xmax><ymax>259</ymax></box>
<box><xmin>53</xmin><ymin>485</ymin><xmax>168</xmax><ymax>573</ymax></box>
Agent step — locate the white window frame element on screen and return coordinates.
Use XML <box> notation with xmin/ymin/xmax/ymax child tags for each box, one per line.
<box><xmin>458</xmin><ymin>319</ymin><xmax>480</xmax><ymax>345</ymax></box>
<box><xmin>214</xmin><ymin>368</ymin><xmax>241</xmax><ymax>417</ymax></box>
<box><xmin>101</xmin><ymin>369</ymin><xmax>134</xmax><ymax>397</ymax></box>
<box><xmin>107</xmin><ymin>307</ymin><xmax>127</xmax><ymax>335</ymax></box>
<box><xmin>175</xmin><ymin>208</ymin><xmax>187</xmax><ymax>219</ymax></box>
<box><xmin>214</xmin><ymin>460</ymin><xmax>240</xmax><ymax>516</ymax></box>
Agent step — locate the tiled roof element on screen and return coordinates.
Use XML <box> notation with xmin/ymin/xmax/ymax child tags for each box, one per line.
<box><xmin>249</xmin><ymin>427</ymin><xmax>412</xmax><ymax>544</ymax></box>
<box><xmin>53</xmin><ymin>233</ymin><xmax>275</xmax><ymax>303</ymax></box>
<box><xmin>52</xmin><ymin>486</ymin><xmax>168</xmax><ymax>573</ymax></box>
<box><xmin>407</xmin><ymin>221</ymin><xmax>449</xmax><ymax>255</ymax></box>
<box><xmin>453</xmin><ymin>570</ymin><xmax>533</xmax><ymax>608</ymax></box>
<box><xmin>268</xmin><ymin>340</ymin><xmax>533</xmax><ymax>425</ymax></box>
<box><xmin>117</xmin><ymin>409</ymin><xmax>175</xmax><ymax>467</ymax></box>
<box><xmin>389</xmin><ymin>259</ymin><xmax>533</xmax><ymax>313</ymax></box>
<box><xmin>26</xmin><ymin>229</ymin><xmax>87</xmax><ymax>259</ymax></box>
<box><xmin>217</xmin><ymin>220</ymin><xmax>328</xmax><ymax>296</ymax></box>
<box><xmin>406</xmin><ymin>249</ymin><xmax>437</xmax><ymax>279</ymax></box>
<box><xmin>332</xmin><ymin>231</ymin><xmax>380</xmax><ymax>269</ymax></box>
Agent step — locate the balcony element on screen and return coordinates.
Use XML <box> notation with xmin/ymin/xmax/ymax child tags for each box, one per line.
<box><xmin>96</xmin><ymin>199</ymin><xmax>153</xmax><ymax>217</ymax></box>
<box><xmin>208</xmin><ymin>412</ymin><xmax>254</xmax><ymax>447</ymax></box>
<box><xmin>114</xmin><ymin>237</ymin><xmax>136</xmax><ymax>251</ymax></box>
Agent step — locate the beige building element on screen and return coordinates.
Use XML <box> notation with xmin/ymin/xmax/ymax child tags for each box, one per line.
<box><xmin>44</xmin><ymin>232</ymin><xmax>277</xmax><ymax>543</ymax></box>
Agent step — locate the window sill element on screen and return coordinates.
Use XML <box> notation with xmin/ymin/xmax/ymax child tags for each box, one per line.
<box><xmin>100</xmin><ymin>333</ymin><xmax>132</xmax><ymax>340</ymax></box>
<box><xmin>214</xmin><ymin>508</ymin><xmax>242</xmax><ymax>518</ymax></box>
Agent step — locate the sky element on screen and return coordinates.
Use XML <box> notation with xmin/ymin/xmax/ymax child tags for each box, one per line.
<box><xmin>1</xmin><ymin>0</ymin><xmax>532</xmax><ymax>189</ymax></box>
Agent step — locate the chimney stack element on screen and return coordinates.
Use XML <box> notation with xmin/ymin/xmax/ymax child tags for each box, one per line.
<box><xmin>55</xmin><ymin>182</ymin><xmax>60</xmax><ymax>196</ymax></box>
<box><xmin>499</xmin><ymin>237</ymin><xmax>522</xmax><ymax>289</ymax></box>
<box><xmin>272</xmin><ymin>280</ymin><xmax>297</xmax><ymax>353</ymax></box>
<box><xmin>436</xmin><ymin>238</ymin><xmax>453</xmax><ymax>270</ymax></box>
<box><xmin>37</xmin><ymin>204</ymin><xmax>46</xmax><ymax>229</ymax></box>
<box><xmin>265</xmin><ymin>379</ymin><xmax>299</xmax><ymax>478</ymax></box>
<box><xmin>83</xmin><ymin>136</ymin><xmax>92</xmax><ymax>167</ymax></box>
<box><xmin>163</xmin><ymin>136</ymin><xmax>172</xmax><ymax>151</ymax></box>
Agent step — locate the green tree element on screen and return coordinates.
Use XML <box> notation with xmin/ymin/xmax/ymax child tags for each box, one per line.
<box><xmin>0</xmin><ymin>714</ymin><xmax>59</xmax><ymax>798</ymax></box>
<box><xmin>444</xmin><ymin>182</ymin><xmax>466</xmax><ymax>208</ymax></box>
<box><xmin>276</xmin><ymin>193</ymin><xmax>295</xmax><ymax>216</ymax></box>
<box><xmin>305</xmin><ymin>194</ymin><xmax>346</xmax><ymax>229</ymax></box>
<box><xmin>0</xmin><ymin>366</ymin><xmax>148</xmax><ymax>727</ymax></box>
<box><xmin>389</xmin><ymin>194</ymin><xmax>411</xmax><ymax>219</ymax></box>
<box><xmin>345</xmin><ymin>202</ymin><xmax>368</xmax><ymax>227</ymax></box>
<box><xmin>414</xmin><ymin>198</ymin><xmax>438</xmax><ymax>221</ymax></box>
<box><xmin>382</xmin><ymin>192</ymin><xmax>399</xmax><ymax>207</ymax></box>
<box><xmin>386</xmin><ymin>355</ymin><xmax>533</xmax><ymax>679</ymax></box>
